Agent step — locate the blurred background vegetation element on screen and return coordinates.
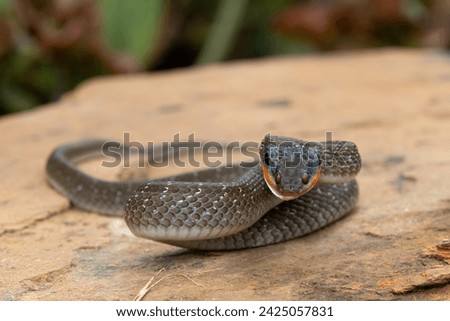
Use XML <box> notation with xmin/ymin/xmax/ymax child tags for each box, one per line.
<box><xmin>1</xmin><ymin>0</ymin><xmax>449</xmax><ymax>114</ymax></box>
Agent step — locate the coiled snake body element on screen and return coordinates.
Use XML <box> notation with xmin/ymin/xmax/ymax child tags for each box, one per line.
<box><xmin>46</xmin><ymin>135</ymin><xmax>361</xmax><ymax>250</ymax></box>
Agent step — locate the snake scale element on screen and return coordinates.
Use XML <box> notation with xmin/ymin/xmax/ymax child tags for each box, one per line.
<box><xmin>46</xmin><ymin>135</ymin><xmax>361</xmax><ymax>250</ymax></box>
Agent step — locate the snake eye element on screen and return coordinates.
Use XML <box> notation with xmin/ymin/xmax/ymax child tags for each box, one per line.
<box><xmin>302</xmin><ymin>173</ymin><xmax>310</xmax><ymax>184</ymax></box>
<box><xmin>263</xmin><ymin>152</ymin><xmax>270</xmax><ymax>166</ymax></box>
<box><xmin>275</xmin><ymin>172</ymin><xmax>281</xmax><ymax>185</ymax></box>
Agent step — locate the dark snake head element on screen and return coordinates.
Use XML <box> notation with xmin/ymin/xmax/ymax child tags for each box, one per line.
<box><xmin>260</xmin><ymin>134</ymin><xmax>321</xmax><ymax>200</ymax></box>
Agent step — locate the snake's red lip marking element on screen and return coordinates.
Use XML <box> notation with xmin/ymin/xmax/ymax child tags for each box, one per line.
<box><xmin>262</xmin><ymin>164</ymin><xmax>321</xmax><ymax>200</ymax></box>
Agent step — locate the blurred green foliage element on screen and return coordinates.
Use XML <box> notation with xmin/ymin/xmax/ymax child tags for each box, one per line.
<box><xmin>0</xmin><ymin>0</ymin><xmax>448</xmax><ymax>114</ymax></box>
<box><xmin>196</xmin><ymin>0</ymin><xmax>249</xmax><ymax>64</ymax></box>
<box><xmin>98</xmin><ymin>0</ymin><xmax>166</xmax><ymax>64</ymax></box>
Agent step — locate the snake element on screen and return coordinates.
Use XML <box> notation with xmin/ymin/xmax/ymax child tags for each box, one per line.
<box><xmin>46</xmin><ymin>134</ymin><xmax>361</xmax><ymax>250</ymax></box>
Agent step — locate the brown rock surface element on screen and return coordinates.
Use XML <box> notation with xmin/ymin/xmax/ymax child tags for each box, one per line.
<box><xmin>0</xmin><ymin>49</ymin><xmax>449</xmax><ymax>300</ymax></box>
